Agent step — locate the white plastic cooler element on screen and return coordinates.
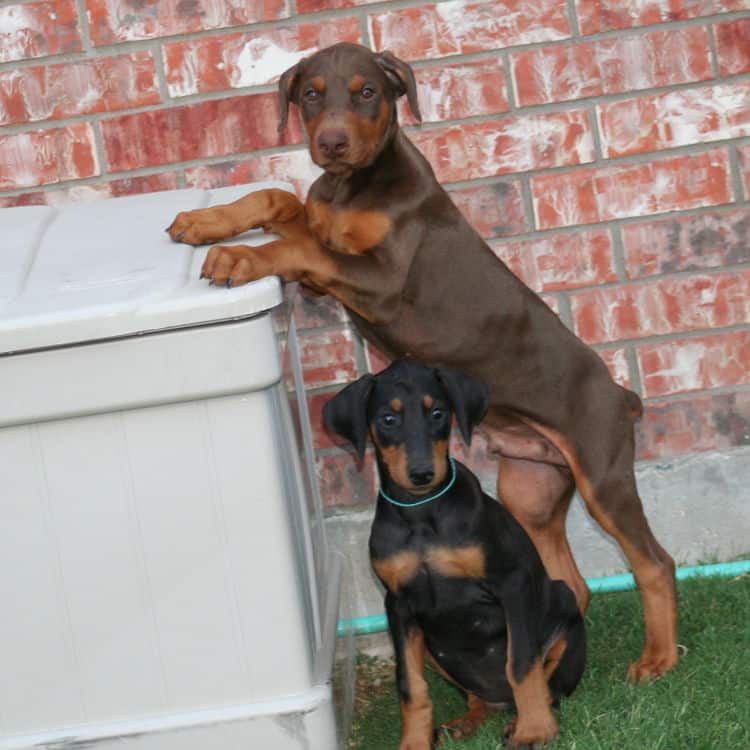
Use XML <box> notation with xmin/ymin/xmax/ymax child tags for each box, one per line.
<box><xmin>0</xmin><ymin>183</ymin><xmax>351</xmax><ymax>749</ymax></box>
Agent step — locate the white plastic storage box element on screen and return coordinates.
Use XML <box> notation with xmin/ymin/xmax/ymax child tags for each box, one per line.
<box><xmin>0</xmin><ymin>183</ymin><xmax>352</xmax><ymax>749</ymax></box>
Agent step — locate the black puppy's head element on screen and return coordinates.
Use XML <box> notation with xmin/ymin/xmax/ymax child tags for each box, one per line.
<box><xmin>277</xmin><ymin>43</ymin><xmax>421</xmax><ymax>175</ymax></box>
<box><xmin>324</xmin><ymin>359</ymin><xmax>489</xmax><ymax>496</ymax></box>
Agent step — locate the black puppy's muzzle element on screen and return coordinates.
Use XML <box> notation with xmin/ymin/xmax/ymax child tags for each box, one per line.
<box><xmin>408</xmin><ymin>464</ymin><xmax>435</xmax><ymax>486</ymax></box>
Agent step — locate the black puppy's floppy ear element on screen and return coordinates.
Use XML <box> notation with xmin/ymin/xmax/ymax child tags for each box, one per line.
<box><xmin>323</xmin><ymin>374</ymin><xmax>376</xmax><ymax>461</ymax></box>
<box><xmin>435</xmin><ymin>367</ymin><xmax>490</xmax><ymax>446</ymax></box>
<box><xmin>278</xmin><ymin>59</ymin><xmax>304</xmax><ymax>133</ymax></box>
<box><xmin>375</xmin><ymin>50</ymin><xmax>422</xmax><ymax>123</ymax></box>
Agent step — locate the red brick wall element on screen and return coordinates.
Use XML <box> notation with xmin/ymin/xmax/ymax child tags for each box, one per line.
<box><xmin>1</xmin><ymin>1</ymin><xmax>749</xmax><ymax>507</ymax></box>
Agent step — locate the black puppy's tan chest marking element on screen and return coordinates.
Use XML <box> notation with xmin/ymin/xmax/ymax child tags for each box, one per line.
<box><xmin>373</xmin><ymin>544</ymin><xmax>486</xmax><ymax>593</ymax></box>
<box><xmin>426</xmin><ymin>545</ymin><xmax>486</xmax><ymax>579</ymax></box>
<box><xmin>373</xmin><ymin>550</ymin><xmax>421</xmax><ymax>593</ymax></box>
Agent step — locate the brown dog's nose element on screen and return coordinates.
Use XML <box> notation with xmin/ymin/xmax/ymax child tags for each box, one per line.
<box><xmin>317</xmin><ymin>129</ymin><xmax>349</xmax><ymax>158</ymax></box>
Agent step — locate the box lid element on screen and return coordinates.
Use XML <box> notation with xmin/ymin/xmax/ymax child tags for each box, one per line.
<box><xmin>0</xmin><ymin>182</ymin><xmax>293</xmax><ymax>355</ymax></box>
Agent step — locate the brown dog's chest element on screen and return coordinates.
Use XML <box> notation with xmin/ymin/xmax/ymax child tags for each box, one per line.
<box><xmin>306</xmin><ymin>198</ymin><xmax>391</xmax><ymax>255</ymax></box>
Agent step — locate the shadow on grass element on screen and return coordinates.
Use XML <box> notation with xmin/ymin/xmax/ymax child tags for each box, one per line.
<box><xmin>349</xmin><ymin>576</ymin><xmax>750</xmax><ymax>750</ymax></box>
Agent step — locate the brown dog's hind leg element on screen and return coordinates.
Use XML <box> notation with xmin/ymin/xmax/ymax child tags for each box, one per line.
<box><xmin>573</xmin><ymin>454</ymin><xmax>677</xmax><ymax>682</ymax></box>
<box><xmin>167</xmin><ymin>188</ymin><xmax>305</xmax><ymax>246</ymax></box>
<box><xmin>521</xmin><ymin>411</ymin><xmax>678</xmax><ymax>683</ymax></box>
<box><xmin>496</xmin><ymin>457</ymin><xmax>590</xmax><ymax>614</ymax></box>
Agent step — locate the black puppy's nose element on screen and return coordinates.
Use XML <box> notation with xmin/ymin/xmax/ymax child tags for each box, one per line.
<box><xmin>409</xmin><ymin>469</ymin><xmax>435</xmax><ymax>486</ymax></box>
<box><xmin>318</xmin><ymin>129</ymin><xmax>349</xmax><ymax>157</ymax></box>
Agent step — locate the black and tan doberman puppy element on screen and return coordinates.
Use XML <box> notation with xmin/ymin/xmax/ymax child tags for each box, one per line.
<box><xmin>324</xmin><ymin>360</ymin><xmax>586</xmax><ymax>750</ymax></box>
<box><xmin>166</xmin><ymin>42</ymin><xmax>677</xmax><ymax>681</ymax></box>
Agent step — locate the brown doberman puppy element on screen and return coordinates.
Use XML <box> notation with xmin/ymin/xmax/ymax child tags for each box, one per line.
<box><xmin>167</xmin><ymin>43</ymin><xmax>678</xmax><ymax>686</ymax></box>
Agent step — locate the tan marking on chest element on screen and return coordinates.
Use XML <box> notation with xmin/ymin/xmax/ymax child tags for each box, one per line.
<box><xmin>306</xmin><ymin>199</ymin><xmax>391</xmax><ymax>255</ymax></box>
<box><xmin>372</xmin><ymin>550</ymin><xmax>421</xmax><ymax>593</ymax></box>
<box><xmin>426</xmin><ymin>545</ymin><xmax>486</xmax><ymax>579</ymax></box>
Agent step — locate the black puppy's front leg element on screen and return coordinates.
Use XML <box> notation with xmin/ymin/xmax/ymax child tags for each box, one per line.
<box><xmin>492</xmin><ymin>570</ymin><xmax>559</xmax><ymax>749</ymax></box>
<box><xmin>386</xmin><ymin>592</ymin><xmax>434</xmax><ymax>750</ymax></box>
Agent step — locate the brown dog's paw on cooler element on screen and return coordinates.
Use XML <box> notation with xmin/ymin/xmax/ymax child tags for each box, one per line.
<box><xmin>324</xmin><ymin>359</ymin><xmax>586</xmax><ymax>749</ymax></box>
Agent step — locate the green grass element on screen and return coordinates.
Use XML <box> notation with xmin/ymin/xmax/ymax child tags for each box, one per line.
<box><xmin>349</xmin><ymin>575</ymin><xmax>750</xmax><ymax>750</ymax></box>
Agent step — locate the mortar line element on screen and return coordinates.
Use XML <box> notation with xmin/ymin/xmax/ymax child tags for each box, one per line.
<box><xmin>566</xmin><ymin>0</ymin><xmax>581</xmax><ymax>37</ymax></box>
<box><xmin>500</xmin><ymin>50</ymin><xmax>518</xmax><ymax>112</ymax></box>
<box><xmin>358</xmin><ymin>9</ymin><xmax>373</xmax><ymax>48</ymax></box>
<box><xmin>587</xmin><ymin>322</ymin><xmax>750</xmax><ymax>352</ymax></box>
<box><xmin>89</xmin><ymin>120</ymin><xmax>108</xmax><ymax>180</ymax></box>
<box><xmin>609</xmin><ymin>223</ymin><xmax>629</xmax><ymax>283</ymax></box>
<box><xmin>518</xmin><ymin>173</ymin><xmax>537</xmax><ymax>232</ymax></box>
<box><xmin>624</xmin><ymin>345</ymin><xmax>644</xmax><ymax>396</ymax></box>
<box><xmin>729</xmin><ymin>144</ymin><xmax>748</xmax><ymax>202</ymax></box>
<box><xmin>588</xmin><ymin>104</ymin><xmax>605</xmax><ymax>162</ymax></box>
<box><xmin>152</xmin><ymin>41</ymin><xmax>171</xmax><ymax>104</ymax></box>
<box><xmin>73</xmin><ymin>0</ymin><xmax>93</xmax><ymax>52</ymax></box>
<box><xmin>553</xmin><ymin>292</ymin><xmax>575</xmax><ymax>331</ymax></box>
<box><xmin>707</xmin><ymin>21</ymin><xmax>722</xmax><ymax>79</ymax></box>
<box><xmin>641</xmin><ymin>382</ymin><xmax>750</xmax><ymax>405</ymax></box>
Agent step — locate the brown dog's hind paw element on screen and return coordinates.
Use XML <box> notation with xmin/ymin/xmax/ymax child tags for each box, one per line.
<box><xmin>627</xmin><ymin>650</ymin><xmax>679</xmax><ymax>682</ymax></box>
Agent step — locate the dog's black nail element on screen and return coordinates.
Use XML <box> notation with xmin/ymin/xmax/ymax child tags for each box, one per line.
<box><xmin>199</xmin><ymin>271</ymin><xmax>205</xmax><ymax>279</ymax></box>
<box><xmin>226</xmin><ymin>279</ymin><xmax>233</xmax><ymax>288</ymax></box>
<box><xmin>208</xmin><ymin>279</ymin><xmax>215</xmax><ymax>286</ymax></box>
<box><xmin>175</xmin><ymin>231</ymin><xmax>185</xmax><ymax>242</ymax></box>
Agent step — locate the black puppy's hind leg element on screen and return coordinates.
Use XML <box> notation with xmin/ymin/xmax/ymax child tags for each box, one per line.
<box><xmin>543</xmin><ymin>580</ymin><xmax>586</xmax><ymax>701</ymax></box>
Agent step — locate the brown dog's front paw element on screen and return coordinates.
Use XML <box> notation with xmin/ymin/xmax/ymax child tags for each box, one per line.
<box><xmin>167</xmin><ymin>207</ymin><xmax>238</xmax><ymax>246</ymax></box>
<box><xmin>201</xmin><ymin>245</ymin><xmax>266</xmax><ymax>287</ymax></box>
<box><xmin>627</xmin><ymin>649</ymin><xmax>679</xmax><ymax>683</ymax></box>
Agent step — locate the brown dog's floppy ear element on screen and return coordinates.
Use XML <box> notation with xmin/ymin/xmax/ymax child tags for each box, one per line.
<box><xmin>323</xmin><ymin>374</ymin><xmax>376</xmax><ymax>461</ymax></box>
<box><xmin>435</xmin><ymin>367</ymin><xmax>489</xmax><ymax>446</ymax></box>
<box><xmin>278</xmin><ymin>60</ymin><xmax>304</xmax><ymax>133</ymax></box>
<box><xmin>375</xmin><ymin>50</ymin><xmax>422</xmax><ymax>123</ymax></box>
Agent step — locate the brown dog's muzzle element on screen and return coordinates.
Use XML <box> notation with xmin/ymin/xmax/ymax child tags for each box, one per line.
<box><xmin>317</xmin><ymin>128</ymin><xmax>350</xmax><ymax>159</ymax></box>
<box><xmin>308</xmin><ymin>104</ymin><xmax>391</xmax><ymax>172</ymax></box>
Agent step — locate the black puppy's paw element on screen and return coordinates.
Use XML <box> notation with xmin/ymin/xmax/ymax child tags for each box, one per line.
<box><xmin>501</xmin><ymin>719</ymin><xmax>553</xmax><ymax>750</ymax></box>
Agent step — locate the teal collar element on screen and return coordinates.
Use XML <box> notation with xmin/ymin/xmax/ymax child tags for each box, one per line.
<box><xmin>379</xmin><ymin>458</ymin><xmax>457</xmax><ymax>509</ymax></box>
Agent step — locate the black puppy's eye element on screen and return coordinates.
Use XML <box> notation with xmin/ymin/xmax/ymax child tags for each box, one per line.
<box><xmin>431</xmin><ymin>408</ymin><xmax>444</xmax><ymax>421</ymax></box>
<box><xmin>380</xmin><ymin>413</ymin><xmax>398</xmax><ymax>427</ymax></box>
<box><xmin>361</xmin><ymin>85</ymin><xmax>376</xmax><ymax>100</ymax></box>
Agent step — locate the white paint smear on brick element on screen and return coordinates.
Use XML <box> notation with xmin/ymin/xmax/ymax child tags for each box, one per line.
<box><xmin>233</xmin><ymin>40</ymin><xmax>307</xmax><ymax>88</ymax></box>
<box><xmin>645</xmin><ymin>342</ymin><xmax>706</xmax><ymax>394</ymax></box>
<box><xmin>0</xmin><ymin>5</ymin><xmax>38</xmax><ymax>62</ymax></box>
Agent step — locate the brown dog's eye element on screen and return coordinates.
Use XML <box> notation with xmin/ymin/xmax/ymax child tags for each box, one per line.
<box><xmin>304</xmin><ymin>88</ymin><xmax>321</xmax><ymax>102</ymax></box>
<box><xmin>361</xmin><ymin>85</ymin><xmax>376</xmax><ymax>100</ymax></box>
